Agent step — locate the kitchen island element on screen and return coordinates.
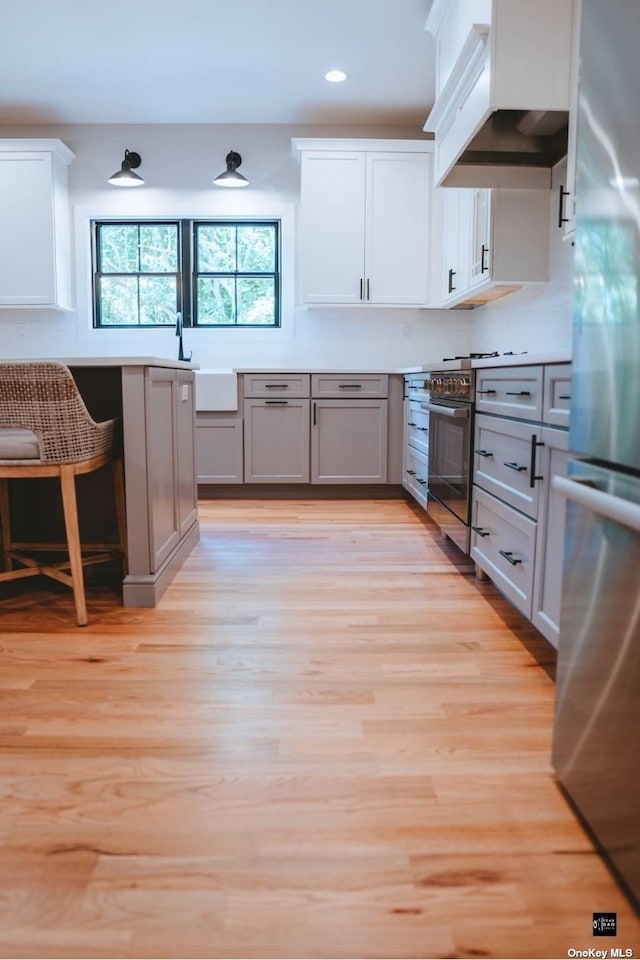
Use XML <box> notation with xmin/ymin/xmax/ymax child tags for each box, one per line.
<box><xmin>4</xmin><ymin>356</ymin><xmax>199</xmax><ymax>608</ymax></box>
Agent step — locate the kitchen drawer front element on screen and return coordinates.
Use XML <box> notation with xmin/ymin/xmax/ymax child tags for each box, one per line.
<box><xmin>473</xmin><ymin>413</ymin><xmax>542</xmax><ymax>519</ymax></box>
<box><xmin>405</xmin><ymin>374</ymin><xmax>429</xmax><ymax>399</ymax></box>
<box><xmin>312</xmin><ymin>373</ymin><xmax>389</xmax><ymax>398</ymax></box>
<box><xmin>475</xmin><ymin>365</ymin><xmax>543</xmax><ymax>420</ymax></box>
<box><xmin>243</xmin><ymin>373</ymin><xmax>310</xmax><ymax>398</ymax></box>
<box><xmin>404</xmin><ymin>446</ymin><xmax>428</xmax><ymax>508</ymax></box>
<box><xmin>406</xmin><ymin>400</ymin><xmax>429</xmax><ymax>457</ymax></box>
<box><xmin>471</xmin><ymin>485</ymin><xmax>536</xmax><ymax>619</ymax></box>
<box><xmin>542</xmin><ymin>363</ymin><xmax>572</xmax><ymax>427</ymax></box>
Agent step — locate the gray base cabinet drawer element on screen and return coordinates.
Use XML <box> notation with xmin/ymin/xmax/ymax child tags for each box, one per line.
<box><xmin>471</xmin><ymin>485</ymin><xmax>537</xmax><ymax>619</ymax></box>
<box><xmin>244</xmin><ymin>374</ymin><xmax>310</xmax><ymax>398</ymax></box>
<box><xmin>475</xmin><ymin>365</ymin><xmax>543</xmax><ymax>420</ymax></box>
<box><xmin>404</xmin><ymin>446</ymin><xmax>428</xmax><ymax>507</ymax></box>
<box><xmin>406</xmin><ymin>400</ymin><xmax>429</xmax><ymax>457</ymax></box>
<box><xmin>474</xmin><ymin>413</ymin><xmax>543</xmax><ymax>519</ymax></box>
<box><xmin>542</xmin><ymin>364</ymin><xmax>572</xmax><ymax>427</ymax></box>
<box><xmin>311</xmin><ymin>373</ymin><xmax>388</xmax><ymax>398</ymax></box>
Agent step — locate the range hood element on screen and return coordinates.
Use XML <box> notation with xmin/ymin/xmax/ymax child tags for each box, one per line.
<box><xmin>425</xmin><ymin>2</ymin><xmax>574</xmax><ymax>189</ymax></box>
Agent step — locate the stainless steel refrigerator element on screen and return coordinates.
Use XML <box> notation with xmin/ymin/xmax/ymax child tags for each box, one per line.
<box><xmin>552</xmin><ymin>0</ymin><xmax>640</xmax><ymax>908</ymax></box>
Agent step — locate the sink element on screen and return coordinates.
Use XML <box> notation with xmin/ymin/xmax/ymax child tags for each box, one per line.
<box><xmin>194</xmin><ymin>370</ymin><xmax>238</xmax><ymax>411</ymax></box>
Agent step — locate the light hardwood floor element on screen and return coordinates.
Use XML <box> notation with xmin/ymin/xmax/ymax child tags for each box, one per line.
<box><xmin>0</xmin><ymin>499</ymin><xmax>638</xmax><ymax>959</ymax></box>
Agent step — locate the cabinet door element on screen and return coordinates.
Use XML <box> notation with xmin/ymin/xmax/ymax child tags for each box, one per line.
<box><xmin>145</xmin><ymin>368</ymin><xmax>179</xmax><ymax>573</ymax></box>
<box><xmin>468</xmin><ymin>188</ymin><xmax>491</xmax><ymax>288</ymax></box>
<box><xmin>442</xmin><ymin>187</ymin><xmax>471</xmax><ymax>302</ymax></box>
<box><xmin>562</xmin><ymin>0</ymin><xmax>582</xmax><ymax>241</ymax></box>
<box><xmin>298</xmin><ymin>152</ymin><xmax>366</xmax><ymax>304</ymax></box>
<box><xmin>244</xmin><ymin>399</ymin><xmax>310</xmax><ymax>482</ymax></box>
<box><xmin>365</xmin><ymin>153</ymin><xmax>430</xmax><ymax>305</ymax></box>
<box><xmin>176</xmin><ymin>372</ymin><xmax>197</xmax><ymax>536</ymax></box>
<box><xmin>532</xmin><ymin>429</ymin><xmax>571</xmax><ymax>648</ymax></box>
<box><xmin>0</xmin><ymin>152</ymin><xmax>56</xmax><ymax>306</ymax></box>
<box><xmin>312</xmin><ymin>399</ymin><xmax>388</xmax><ymax>484</ymax></box>
<box><xmin>196</xmin><ymin>418</ymin><xmax>243</xmax><ymax>483</ymax></box>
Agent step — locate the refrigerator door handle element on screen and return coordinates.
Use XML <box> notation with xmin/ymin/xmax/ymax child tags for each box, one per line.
<box><xmin>553</xmin><ymin>475</ymin><xmax>640</xmax><ymax>533</ymax></box>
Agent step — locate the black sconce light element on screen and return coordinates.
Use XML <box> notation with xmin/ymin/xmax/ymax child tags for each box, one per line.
<box><xmin>213</xmin><ymin>150</ymin><xmax>249</xmax><ymax>188</ymax></box>
<box><xmin>108</xmin><ymin>150</ymin><xmax>144</xmax><ymax>187</ymax></box>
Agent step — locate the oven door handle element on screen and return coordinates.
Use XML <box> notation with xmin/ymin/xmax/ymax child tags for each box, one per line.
<box><xmin>420</xmin><ymin>401</ymin><xmax>469</xmax><ymax>418</ymax></box>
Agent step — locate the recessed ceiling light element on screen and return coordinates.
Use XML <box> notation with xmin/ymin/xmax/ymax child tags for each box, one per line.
<box><xmin>324</xmin><ymin>69</ymin><xmax>348</xmax><ymax>83</ymax></box>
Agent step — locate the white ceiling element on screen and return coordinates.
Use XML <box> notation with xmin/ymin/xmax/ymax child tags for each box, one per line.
<box><xmin>0</xmin><ymin>0</ymin><xmax>435</xmax><ymax>126</ymax></box>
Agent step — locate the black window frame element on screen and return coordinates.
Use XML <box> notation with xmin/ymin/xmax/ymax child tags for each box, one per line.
<box><xmin>92</xmin><ymin>218</ymin><xmax>281</xmax><ymax>330</ymax></box>
<box><xmin>92</xmin><ymin>220</ymin><xmax>183</xmax><ymax>329</ymax></box>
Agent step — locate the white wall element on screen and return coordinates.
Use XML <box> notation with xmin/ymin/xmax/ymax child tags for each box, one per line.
<box><xmin>0</xmin><ymin>122</ymin><xmax>472</xmax><ymax>369</ymax></box>
<box><xmin>470</xmin><ymin>160</ymin><xmax>574</xmax><ymax>355</ymax></box>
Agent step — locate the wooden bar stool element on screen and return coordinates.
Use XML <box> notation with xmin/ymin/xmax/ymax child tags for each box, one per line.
<box><xmin>0</xmin><ymin>362</ymin><xmax>127</xmax><ymax>626</ymax></box>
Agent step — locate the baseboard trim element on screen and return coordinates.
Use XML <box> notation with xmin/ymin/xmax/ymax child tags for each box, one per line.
<box><xmin>198</xmin><ymin>484</ymin><xmax>404</xmax><ymax>500</ymax></box>
<box><xmin>123</xmin><ymin>521</ymin><xmax>200</xmax><ymax>607</ymax></box>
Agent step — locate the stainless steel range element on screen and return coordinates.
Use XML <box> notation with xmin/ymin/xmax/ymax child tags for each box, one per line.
<box><xmin>422</xmin><ymin>370</ymin><xmax>475</xmax><ymax>553</ymax></box>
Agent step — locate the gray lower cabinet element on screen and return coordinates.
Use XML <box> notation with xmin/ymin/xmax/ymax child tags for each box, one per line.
<box><xmin>244</xmin><ymin>398</ymin><xmax>311</xmax><ymax>482</ymax></box>
<box><xmin>311</xmin><ymin>399</ymin><xmax>388</xmax><ymax>483</ymax></box>
<box><xmin>196</xmin><ymin>417</ymin><xmax>243</xmax><ymax>483</ymax></box>
<box><xmin>531</xmin><ymin>428</ymin><xmax>572</xmax><ymax>648</ymax></box>
<box><xmin>471</xmin><ymin>362</ymin><xmax>573</xmax><ymax>649</ymax></box>
<box><xmin>176</xmin><ymin>370</ymin><xmax>198</xmax><ymax>537</ymax></box>
<box><xmin>144</xmin><ymin>367</ymin><xmax>197</xmax><ymax>572</ymax></box>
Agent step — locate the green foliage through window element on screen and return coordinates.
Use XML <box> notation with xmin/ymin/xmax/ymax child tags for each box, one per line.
<box><xmin>93</xmin><ymin>220</ymin><xmax>280</xmax><ymax>328</ymax></box>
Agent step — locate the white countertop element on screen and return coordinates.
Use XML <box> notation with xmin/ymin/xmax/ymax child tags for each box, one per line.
<box><xmin>4</xmin><ymin>356</ymin><xmax>198</xmax><ymax>370</ymax></box>
<box><xmin>233</xmin><ymin>367</ymin><xmax>402</xmax><ymax>374</ymax></box>
<box><xmin>400</xmin><ymin>350</ymin><xmax>572</xmax><ymax>373</ymax></box>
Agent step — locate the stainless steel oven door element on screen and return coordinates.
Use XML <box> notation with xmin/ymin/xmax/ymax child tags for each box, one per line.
<box><xmin>423</xmin><ymin>399</ymin><xmax>472</xmax><ymax>548</ymax></box>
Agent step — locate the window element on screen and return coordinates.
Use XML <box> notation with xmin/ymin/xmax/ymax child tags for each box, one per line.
<box><xmin>92</xmin><ymin>219</ymin><xmax>280</xmax><ymax>328</ymax></box>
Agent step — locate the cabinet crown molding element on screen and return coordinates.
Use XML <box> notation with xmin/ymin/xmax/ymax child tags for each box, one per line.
<box><xmin>292</xmin><ymin>138</ymin><xmax>434</xmax><ymax>159</ymax></box>
<box><xmin>0</xmin><ymin>139</ymin><xmax>75</xmax><ymax>164</ymax></box>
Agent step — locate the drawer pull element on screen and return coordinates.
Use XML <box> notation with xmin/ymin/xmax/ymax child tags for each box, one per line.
<box><xmin>477</xmin><ymin>389</ymin><xmax>496</xmax><ymax>395</ymax></box>
<box><xmin>339</xmin><ymin>383</ymin><xmax>363</xmax><ymax>389</ymax></box>
<box><xmin>265</xmin><ymin>383</ymin><xmax>289</xmax><ymax>389</ymax></box>
<box><xmin>408</xmin><ymin>421</ymin><xmax>417</xmax><ymax>427</ymax></box>
<box><xmin>418</xmin><ymin>426</ymin><xmax>428</xmax><ymax>433</ymax></box>
<box><xmin>558</xmin><ymin>394</ymin><xmax>571</xmax><ymax>400</ymax></box>
<box><xmin>504</xmin><ymin>461</ymin><xmax>527</xmax><ymax>472</ymax></box>
<box><xmin>499</xmin><ymin>550</ymin><xmax>523</xmax><ymax>566</ymax></box>
<box><xmin>472</xmin><ymin>525</ymin><xmax>490</xmax><ymax>538</ymax></box>
<box><xmin>505</xmin><ymin>391</ymin><xmax>531</xmax><ymax>397</ymax></box>
<box><xmin>417</xmin><ymin>478</ymin><xmax>427</xmax><ymax>485</ymax></box>
<box><xmin>448</xmin><ymin>268</ymin><xmax>456</xmax><ymax>293</ymax></box>
<box><xmin>265</xmin><ymin>400</ymin><xmax>288</xmax><ymax>405</ymax></box>
<box><xmin>406</xmin><ymin>469</ymin><xmax>416</xmax><ymax>476</ymax></box>
<box><xmin>475</xmin><ymin>449</ymin><xmax>493</xmax><ymax>458</ymax></box>
<box><xmin>529</xmin><ymin>434</ymin><xmax>545</xmax><ymax>488</ymax></box>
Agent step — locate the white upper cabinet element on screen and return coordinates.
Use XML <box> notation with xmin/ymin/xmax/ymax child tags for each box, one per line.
<box><xmin>424</xmin><ymin>0</ymin><xmax>575</xmax><ymax>189</ymax></box>
<box><xmin>293</xmin><ymin>139</ymin><xmax>433</xmax><ymax>307</ymax></box>
<box><xmin>0</xmin><ymin>139</ymin><xmax>75</xmax><ymax>310</ymax></box>
<box><xmin>431</xmin><ymin>185</ymin><xmax>550</xmax><ymax>308</ymax></box>
<box><xmin>560</xmin><ymin>0</ymin><xmax>582</xmax><ymax>242</ymax></box>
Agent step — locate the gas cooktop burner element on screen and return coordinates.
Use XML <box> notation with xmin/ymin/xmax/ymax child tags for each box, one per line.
<box><xmin>441</xmin><ymin>351</ymin><xmax>528</xmax><ymax>361</ymax></box>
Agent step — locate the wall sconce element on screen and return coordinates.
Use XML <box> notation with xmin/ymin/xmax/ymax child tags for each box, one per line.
<box><xmin>108</xmin><ymin>150</ymin><xmax>144</xmax><ymax>187</ymax></box>
<box><xmin>213</xmin><ymin>150</ymin><xmax>249</xmax><ymax>188</ymax></box>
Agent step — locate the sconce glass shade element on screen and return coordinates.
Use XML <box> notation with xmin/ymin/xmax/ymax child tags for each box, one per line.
<box><xmin>108</xmin><ymin>150</ymin><xmax>144</xmax><ymax>187</ymax></box>
<box><xmin>213</xmin><ymin>150</ymin><xmax>249</xmax><ymax>188</ymax></box>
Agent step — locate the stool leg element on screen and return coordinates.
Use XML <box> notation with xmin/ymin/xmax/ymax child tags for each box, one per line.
<box><xmin>0</xmin><ymin>479</ymin><xmax>12</xmax><ymax>572</ymax></box>
<box><xmin>60</xmin><ymin>466</ymin><xmax>87</xmax><ymax>627</ymax></box>
<box><xmin>112</xmin><ymin>458</ymin><xmax>128</xmax><ymax>576</ymax></box>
